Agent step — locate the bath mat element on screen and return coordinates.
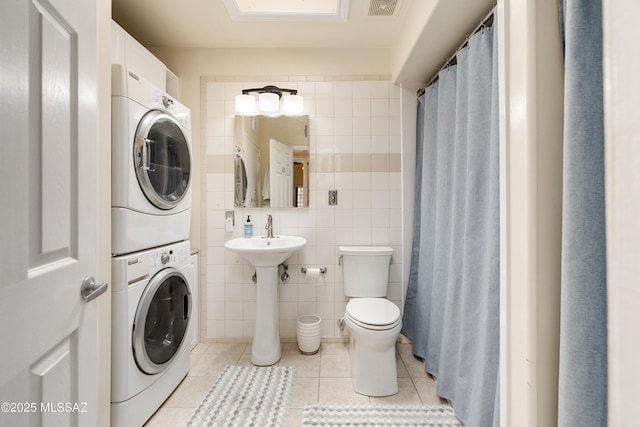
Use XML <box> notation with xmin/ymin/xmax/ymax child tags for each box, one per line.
<box><xmin>301</xmin><ymin>403</ymin><xmax>463</xmax><ymax>427</ymax></box>
<box><xmin>187</xmin><ymin>365</ymin><xmax>296</xmax><ymax>427</ymax></box>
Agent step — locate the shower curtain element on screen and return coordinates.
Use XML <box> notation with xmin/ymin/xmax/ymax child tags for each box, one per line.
<box><xmin>557</xmin><ymin>0</ymin><xmax>607</xmax><ymax>425</ymax></box>
<box><xmin>402</xmin><ymin>17</ymin><xmax>499</xmax><ymax>427</ymax></box>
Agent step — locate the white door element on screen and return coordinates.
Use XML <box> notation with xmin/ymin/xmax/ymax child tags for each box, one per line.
<box><xmin>269</xmin><ymin>139</ymin><xmax>293</xmax><ymax>208</ymax></box>
<box><xmin>0</xmin><ymin>0</ymin><xmax>102</xmax><ymax>426</ymax></box>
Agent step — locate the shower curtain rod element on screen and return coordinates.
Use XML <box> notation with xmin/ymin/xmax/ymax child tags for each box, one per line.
<box><xmin>417</xmin><ymin>4</ymin><xmax>496</xmax><ymax>97</ymax></box>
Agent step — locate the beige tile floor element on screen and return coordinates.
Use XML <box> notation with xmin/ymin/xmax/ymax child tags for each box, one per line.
<box><xmin>145</xmin><ymin>341</ymin><xmax>448</xmax><ymax>427</ymax></box>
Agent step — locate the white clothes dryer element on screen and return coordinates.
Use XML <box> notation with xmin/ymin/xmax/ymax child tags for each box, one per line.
<box><xmin>112</xmin><ymin>64</ymin><xmax>192</xmax><ymax>255</ymax></box>
<box><xmin>111</xmin><ymin>240</ymin><xmax>194</xmax><ymax>427</ymax></box>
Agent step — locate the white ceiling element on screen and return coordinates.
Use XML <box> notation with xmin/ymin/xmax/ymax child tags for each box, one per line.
<box><xmin>112</xmin><ymin>0</ymin><xmax>410</xmax><ymax>49</ymax></box>
<box><xmin>112</xmin><ymin>0</ymin><xmax>498</xmax><ymax>84</ymax></box>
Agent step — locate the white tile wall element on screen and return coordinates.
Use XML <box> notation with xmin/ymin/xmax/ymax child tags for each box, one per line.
<box><xmin>202</xmin><ymin>76</ymin><xmax>403</xmax><ymax>341</ymax></box>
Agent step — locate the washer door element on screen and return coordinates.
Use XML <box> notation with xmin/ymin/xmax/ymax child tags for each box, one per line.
<box><xmin>133</xmin><ymin>268</ymin><xmax>191</xmax><ymax>375</ymax></box>
<box><xmin>134</xmin><ymin>109</ymin><xmax>191</xmax><ymax>210</ymax></box>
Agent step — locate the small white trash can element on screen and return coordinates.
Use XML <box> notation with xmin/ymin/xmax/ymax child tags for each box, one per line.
<box><xmin>297</xmin><ymin>314</ymin><xmax>322</xmax><ymax>354</ymax></box>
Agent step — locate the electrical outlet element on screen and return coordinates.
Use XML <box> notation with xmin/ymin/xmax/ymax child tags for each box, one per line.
<box><xmin>328</xmin><ymin>190</ymin><xmax>338</xmax><ymax>206</ymax></box>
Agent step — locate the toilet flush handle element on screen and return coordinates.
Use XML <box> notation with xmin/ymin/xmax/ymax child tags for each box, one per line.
<box><xmin>338</xmin><ymin>255</ymin><xmax>343</xmax><ymax>266</ymax></box>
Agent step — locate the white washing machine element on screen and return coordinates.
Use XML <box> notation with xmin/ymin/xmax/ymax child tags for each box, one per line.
<box><xmin>112</xmin><ymin>63</ymin><xmax>192</xmax><ymax>255</ymax></box>
<box><xmin>111</xmin><ymin>240</ymin><xmax>194</xmax><ymax>427</ymax></box>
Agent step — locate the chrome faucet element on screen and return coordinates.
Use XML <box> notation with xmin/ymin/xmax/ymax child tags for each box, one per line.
<box><xmin>265</xmin><ymin>215</ymin><xmax>274</xmax><ymax>238</ymax></box>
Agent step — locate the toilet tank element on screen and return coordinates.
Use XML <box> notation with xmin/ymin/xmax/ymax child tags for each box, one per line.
<box><xmin>339</xmin><ymin>246</ymin><xmax>394</xmax><ymax>297</ymax></box>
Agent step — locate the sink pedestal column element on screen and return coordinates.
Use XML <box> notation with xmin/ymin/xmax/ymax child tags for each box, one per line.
<box><xmin>223</xmin><ymin>235</ymin><xmax>307</xmax><ymax>365</ymax></box>
<box><xmin>251</xmin><ymin>266</ymin><xmax>281</xmax><ymax>366</ymax></box>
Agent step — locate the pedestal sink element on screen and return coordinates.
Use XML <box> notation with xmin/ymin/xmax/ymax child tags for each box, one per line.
<box><xmin>224</xmin><ymin>235</ymin><xmax>307</xmax><ymax>366</ymax></box>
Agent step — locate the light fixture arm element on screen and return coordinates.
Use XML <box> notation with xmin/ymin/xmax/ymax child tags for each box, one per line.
<box><xmin>241</xmin><ymin>85</ymin><xmax>298</xmax><ymax>99</ymax></box>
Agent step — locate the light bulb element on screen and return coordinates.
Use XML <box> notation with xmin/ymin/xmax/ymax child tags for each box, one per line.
<box><xmin>259</xmin><ymin>92</ymin><xmax>280</xmax><ymax>113</ymax></box>
<box><xmin>235</xmin><ymin>94</ymin><xmax>256</xmax><ymax>114</ymax></box>
<box><xmin>283</xmin><ymin>94</ymin><xmax>304</xmax><ymax>114</ymax></box>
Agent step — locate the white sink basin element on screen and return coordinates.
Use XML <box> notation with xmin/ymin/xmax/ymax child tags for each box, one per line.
<box><xmin>224</xmin><ymin>234</ymin><xmax>307</xmax><ymax>366</ymax></box>
<box><xmin>224</xmin><ymin>235</ymin><xmax>307</xmax><ymax>267</ymax></box>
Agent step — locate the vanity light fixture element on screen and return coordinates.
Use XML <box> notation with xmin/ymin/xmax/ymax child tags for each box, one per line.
<box><xmin>235</xmin><ymin>85</ymin><xmax>304</xmax><ymax>115</ymax></box>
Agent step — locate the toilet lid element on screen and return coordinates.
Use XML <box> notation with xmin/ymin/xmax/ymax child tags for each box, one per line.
<box><xmin>346</xmin><ymin>298</ymin><xmax>400</xmax><ymax>327</ymax></box>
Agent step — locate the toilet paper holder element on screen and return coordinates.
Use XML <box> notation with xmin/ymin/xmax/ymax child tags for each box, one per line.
<box><xmin>300</xmin><ymin>266</ymin><xmax>327</xmax><ymax>275</ymax></box>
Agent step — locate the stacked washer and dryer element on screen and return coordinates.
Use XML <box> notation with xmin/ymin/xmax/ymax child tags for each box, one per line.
<box><xmin>110</xmin><ymin>64</ymin><xmax>196</xmax><ymax>427</ymax></box>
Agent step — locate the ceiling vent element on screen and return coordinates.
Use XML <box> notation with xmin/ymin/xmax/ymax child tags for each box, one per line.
<box><xmin>368</xmin><ymin>0</ymin><xmax>400</xmax><ymax>16</ymax></box>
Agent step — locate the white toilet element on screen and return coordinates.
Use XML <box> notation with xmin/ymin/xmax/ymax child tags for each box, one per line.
<box><xmin>340</xmin><ymin>246</ymin><xmax>402</xmax><ymax>397</ymax></box>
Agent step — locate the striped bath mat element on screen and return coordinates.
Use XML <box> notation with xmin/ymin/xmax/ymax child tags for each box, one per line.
<box><xmin>301</xmin><ymin>403</ymin><xmax>463</xmax><ymax>427</ymax></box>
<box><xmin>187</xmin><ymin>365</ymin><xmax>296</xmax><ymax>427</ymax></box>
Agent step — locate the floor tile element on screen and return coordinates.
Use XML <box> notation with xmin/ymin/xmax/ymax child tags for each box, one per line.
<box><xmin>396</xmin><ymin>351</ymin><xmax>410</xmax><ymax>378</ymax></box>
<box><xmin>162</xmin><ymin>376</ymin><xmax>216</xmax><ymax>408</ymax></box>
<box><xmin>278</xmin><ymin>351</ymin><xmax>321</xmax><ymax>377</ymax></box>
<box><xmin>370</xmin><ymin>377</ymin><xmax>421</xmax><ymax>404</ymax></box>
<box><xmin>318</xmin><ymin>377</ymin><xmax>369</xmax><ymax>404</ymax></box>
<box><xmin>396</xmin><ymin>342</ymin><xmax>416</xmax><ymax>361</ymax></box>
<box><xmin>290</xmin><ymin>377</ymin><xmax>319</xmax><ymax>408</ymax></box>
<box><xmin>320</xmin><ymin>342</ymin><xmax>349</xmax><ymax>356</ymax></box>
<box><xmin>144</xmin><ymin>407</ymin><xmax>195</xmax><ymax>427</ymax></box>
<box><xmin>282</xmin><ymin>342</ymin><xmax>303</xmax><ymax>354</ymax></box>
<box><xmin>285</xmin><ymin>408</ymin><xmax>304</xmax><ymax>427</ymax></box>
<box><xmin>189</xmin><ymin>351</ymin><xmax>204</xmax><ymax>370</ymax></box>
<box><xmin>320</xmin><ymin>354</ymin><xmax>351</xmax><ymax>377</ymax></box>
<box><xmin>412</xmin><ymin>376</ymin><xmax>446</xmax><ymax>405</ymax></box>
<box><xmin>204</xmin><ymin>342</ymin><xmax>247</xmax><ymax>355</ymax></box>
<box><xmin>187</xmin><ymin>353</ymin><xmax>242</xmax><ymax>377</ymax></box>
<box><xmin>190</xmin><ymin>343</ymin><xmax>211</xmax><ymax>354</ymax></box>
<box><xmin>236</xmin><ymin>351</ymin><xmax>254</xmax><ymax>366</ymax></box>
<box><xmin>397</xmin><ymin>344</ymin><xmax>428</xmax><ymax>378</ymax></box>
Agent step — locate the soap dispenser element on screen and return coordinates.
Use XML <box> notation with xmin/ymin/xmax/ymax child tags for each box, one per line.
<box><xmin>244</xmin><ymin>215</ymin><xmax>253</xmax><ymax>238</ymax></box>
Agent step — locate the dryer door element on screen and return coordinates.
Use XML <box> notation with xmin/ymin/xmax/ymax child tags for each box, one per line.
<box><xmin>133</xmin><ymin>268</ymin><xmax>191</xmax><ymax>374</ymax></box>
<box><xmin>134</xmin><ymin>109</ymin><xmax>191</xmax><ymax>210</ymax></box>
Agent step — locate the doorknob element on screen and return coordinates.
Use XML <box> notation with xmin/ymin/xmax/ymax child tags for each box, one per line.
<box><xmin>81</xmin><ymin>276</ymin><xmax>108</xmax><ymax>302</ymax></box>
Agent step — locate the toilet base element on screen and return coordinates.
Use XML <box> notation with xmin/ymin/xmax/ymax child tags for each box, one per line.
<box><xmin>350</xmin><ymin>335</ymin><xmax>398</xmax><ymax>396</ymax></box>
<box><xmin>345</xmin><ymin>315</ymin><xmax>401</xmax><ymax>397</ymax></box>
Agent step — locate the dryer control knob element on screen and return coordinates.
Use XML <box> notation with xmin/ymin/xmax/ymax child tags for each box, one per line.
<box><xmin>161</xmin><ymin>252</ymin><xmax>170</xmax><ymax>264</ymax></box>
<box><xmin>162</xmin><ymin>95</ymin><xmax>174</xmax><ymax>109</ymax></box>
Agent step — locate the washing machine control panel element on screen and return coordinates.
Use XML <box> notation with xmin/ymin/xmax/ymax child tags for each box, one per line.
<box><xmin>148</xmin><ymin>243</ymin><xmax>190</xmax><ymax>271</ymax></box>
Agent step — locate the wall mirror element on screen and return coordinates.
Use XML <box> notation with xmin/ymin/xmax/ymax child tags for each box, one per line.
<box><xmin>234</xmin><ymin>115</ymin><xmax>310</xmax><ymax>208</ymax></box>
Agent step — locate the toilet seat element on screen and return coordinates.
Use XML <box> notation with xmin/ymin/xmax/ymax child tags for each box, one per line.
<box><xmin>346</xmin><ymin>298</ymin><xmax>401</xmax><ymax>331</ymax></box>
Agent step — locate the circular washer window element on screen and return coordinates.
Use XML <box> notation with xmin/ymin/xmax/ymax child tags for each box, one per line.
<box><xmin>132</xmin><ymin>268</ymin><xmax>191</xmax><ymax>374</ymax></box>
<box><xmin>134</xmin><ymin>109</ymin><xmax>191</xmax><ymax>210</ymax></box>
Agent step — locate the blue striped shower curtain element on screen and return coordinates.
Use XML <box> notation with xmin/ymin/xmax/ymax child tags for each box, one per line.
<box><xmin>401</xmin><ymin>17</ymin><xmax>500</xmax><ymax>427</ymax></box>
